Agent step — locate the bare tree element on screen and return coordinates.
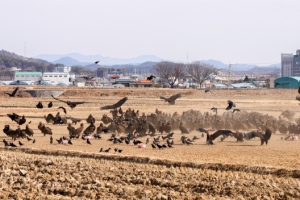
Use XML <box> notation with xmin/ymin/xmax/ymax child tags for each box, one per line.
<box><xmin>186</xmin><ymin>62</ymin><xmax>217</xmax><ymax>88</ymax></box>
<box><xmin>154</xmin><ymin>61</ymin><xmax>185</xmax><ymax>88</ymax></box>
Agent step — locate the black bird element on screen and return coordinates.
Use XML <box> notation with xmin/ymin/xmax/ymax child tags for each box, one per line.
<box><xmin>113</xmin><ymin>138</ymin><xmax>119</xmax><ymax>144</ymax></box>
<box><xmin>151</xmin><ymin>143</ymin><xmax>157</xmax><ymax>149</ymax></box>
<box><xmin>80</xmin><ymin>76</ymin><xmax>94</xmax><ymax>80</ymax></box>
<box><xmin>51</xmin><ymin>95</ymin><xmax>84</xmax><ymax>109</ymax></box>
<box><xmin>48</xmin><ymin>101</ymin><xmax>53</xmax><ymax>108</ymax></box>
<box><xmin>198</xmin><ymin>127</ymin><xmax>209</xmax><ymax>134</ymax></box>
<box><xmin>95</xmin><ymin>61</ymin><xmax>100</xmax><ymax>64</ymax></box>
<box><xmin>5</xmin><ymin>87</ymin><xmax>19</xmax><ymax>97</ymax></box>
<box><xmin>154</xmin><ymin>136</ymin><xmax>160</xmax><ymax>143</ymax></box>
<box><xmin>18</xmin><ymin>141</ymin><xmax>23</xmax><ymax>146</ymax></box>
<box><xmin>3</xmin><ymin>139</ymin><xmax>9</xmax><ymax>146</ymax></box>
<box><xmin>233</xmin><ymin>109</ymin><xmax>241</xmax><ymax>113</ymax></box>
<box><xmin>87</xmin><ymin>139</ymin><xmax>91</xmax><ymax>145</ymax></box>
<box><xmin>145</xmin><ymin>138</ymin><xmax>149</xmax><ymax>144</ymax></box>
<box><xmin>244</xmin><ymin>75</ymin><xmax>249</xmax><ymax>82</ymax></box>
<box><xmin>50</xmin><ymin>136</ymin><xmax>53</xmax><ymax>144</ymax></box>
<box><xmin>26</xmin><ymin>136</ymin><xmax>32</xmax><ymax>141</ymax></box>
<box><xmin>156</xmin><ymin>144</ymin><xmax>164</xmax><ymax>149</ymax></box>
<box><xmin>133</xmin><ymin>139</ymin><xmax>142</xmax><ymax>145</ymax></box>
<box><xmin>114</xmin><ymin>148</ymin><xmax>118</xmax><ymax>153</ymax></box>
<box><xmin>205</xmin><ymin>89</ymin><xmax>211</xmax><ymax>93</ymax></box>
<box><xmin>125</xmin><ymin>137</ymin><xmax>130</xmax><ymax>145</ymax></box>
<box><xmin>10</xmin><ymin>142</ymin><xmax>17</xmax><ymax>147</ymax></box>
<box><xmin>146</xmin><ymin>75</ymin><xmax>156</xmax><ymax>81</ymax></box>
<box><xmin>100</xmin><ymin>97</ymin><xmax>128</xmax><ymax>110</ymax></box>
<box><xmin>99</xmin><ymin>148</ymin><xmax>103</xmax><ymax>153</ymax></box>
<box><xmin>68</xmin><ymin>139</ymin><xmax>73</xmax><ymax>145</ymax></box>
<box><xmin>104</xmin><ymin>148</ymin><xmax>111</xmax><ymax>152</ymax></box>
<box><xmin>58</xmin><ymin>106</ymin><xmax>67</xmax><ymax>114</ymax></box>
<box><xmin>56</xmin><ymin>138</ymin><xmax>62</xmax><ymax>144</ymax></box>
<box><xmin>275</xmin><ymin>82</ymin><xmax>281</xmax><ymax>88</ymax></box>
<box><xmin>102</xmin><ymin>128</ymin><xmax>110</xmax><ymax>133</ymax></box>
<box><xmin>226</xmin><ymin>100</ymin><xmax>236</xmax><ymax>110</ymax></box>
<box><xmin>117</xmin><ymin>149</ymin><xmax>123</xmax><ymax>153</ymax></box>
<box><xmin>167</xmin><ymin>143</ymin><xmax>173</xmax><ymax>148</ymax></box>
<box><xmin>211</xmin><ymin>107</ymin><xmax>218</xmax><ymax>114</ymax></box>
<box><xmin>28</xmin><ymin>121</ymin><xmax>31</xmax><ymax>124</ymax></box>
<box><xmin>32</xmin><ymin>139</ymin><xmax>36</xmax><ymax>144</ymax></box>
<box><xmin>36</xmin><ymin>102</ymin><xmax>43</xmax><ymax>109</ymax></box>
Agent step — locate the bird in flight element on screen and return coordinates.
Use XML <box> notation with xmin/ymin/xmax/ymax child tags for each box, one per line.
<box><xmin>232</xmin><ymin>109</ymin><xmax>241</xmax><ymax>113</ymax></box>
<box><xmin>51</xmin><ymin>95</ymin><xmax>85</xmax><ymax>109</ymax></box>
<box><xmin>95</xmin><ymin>61</ymin><xmax>100</xmax><ymax>64</ymax></box>
<box><xmin>5</xmin><ymin>87</ymin><xmax>19</xmax><ymax>97</ymax></box>
<box><xmin>58</xmin><ymin>106</ymin><xmax>67</xmax><ymax>114</ymax></box>
<box><xmin>226</xmin><ymin>100</ymin><xmax>236</xmax><ymax>110</ymax></box>
<box><xmin>275</xmin><ymin>82</ymin><xmax>281</xmax><ymax>88</ymax></box>
<box><xmin>147</xmin><ymin>75</ymin><xmax>156</xmax><ymax>81</ymax></box>
<box><xmin>100</xmin><ymin>97</ymin><xmax>128</xmax><ymax>110</ymax></box>
<box><xmin>160</xmin><ymin>93</ymin><xmax>181</xmax><ymax>105</ymax></box>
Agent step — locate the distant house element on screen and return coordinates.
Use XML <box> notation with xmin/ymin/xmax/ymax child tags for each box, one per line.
<box><xmin>14</xmin><ymin>71</ymin><xmax>42</xmax><ymax>82</ymax></box>
<box><xmin>42</xmin><ymin>72</ymin><xmax>75</xmax><ymax>86</ymax></box>
<box><xmin>212</xmin><ymin>83</ymin><xmax>228</xmax><ymax>89</ymax></box>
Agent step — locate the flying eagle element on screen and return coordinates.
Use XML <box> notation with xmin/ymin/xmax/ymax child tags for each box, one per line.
<box><xmin>51</xmin><ymin>95</ymin><xmax>85</xmax><ymax>109</ymax></box>
<box><xmin>160</xmin><ymin>93</ymin><xmax>181</xmax><ymax>105</ymax></box>
<box><xmin>244</xmin><ymin>129</ymin><xmax>272</xmax><ymax>145</ymax></box>
<box><xmin>5</xmin><ymin>87</ymin><xmax>19</xmax><ymax>97</ymax></box>
<box><xmin>100</xmin><ymin>97</ymin><xmax>128</xmax><ymax>110</ymax></box>
<box><xmin>206</xmin><ymin>130</ymin><xmax>233</xmax><ymax>145</ymax></box>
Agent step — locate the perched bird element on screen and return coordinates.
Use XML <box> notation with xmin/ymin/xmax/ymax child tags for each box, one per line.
<box><xmin>233</xmin><ymin>109</ymin><xmax>241</xmax><ymax>113</ymax></box>
<box><xmin>117</xmin><ymin>149</ymin><xmax>123</xmax><ymax>153</ymax></box>
<box><xmin>87</xmin><ymin>139</ymin><xmax>91</xmax><ymax>145</ymax></box>
<box><xmin>50</xmin><ymin>136</ymin><xmax>53</xmax><ymax>144</ymax></box>
<box><xmin>28</xmin><ymin>121</ymin><xmax>31</xmax><ymax>124</ymax></box>
<box><xmin>145</xmin><ymin>138</ymin><xmax>149</xmax><ymax>144</ymax></box>
<box><xmin>3</xmin><ymin>139</ymin><xmax>9</xmax><ymax>146</ymax></box>
<box><xmin>160</xmin><ymin>93</ymin><xmax>181</xmax><ymax>105</ymax></box>
<box><xmin>48</xmin><ymin>101</ymin><xmax>53</xmax><ymax>108</ymax></box>
<box><xmin>26</xmin><ymin>136</ymin><xmax>32</xmax><ymax>141</ymax></box>
<box><xmin>68</xmin><ymin>139</ymin><xmax>73</xmax><ymax>145</ymax></box>
<box><xmin>211</xmin><ymin>107</ymin><xmax>218</xmax><ymax>114</ymax></box>
<box><xmin>95</xmin><ymin>61</ymin><xmax>100</xmax><ymax>64</ymax></box>
<box><xmin>275</xmin><ymin>82</ymin><xmax>281</xmax><ymax>88</ymax></box>
<box><xmin>51</xmin><ymin>95</ymin><xmax>84</xmax><ymax>109</ymax></box>
<box><xmin>4</xmin><ymin>87</ymin><xmax>19</xmax><ymax>97</ymax></box>
<box><xmin>146</xmin><ymin>75</ymin><xmax>156</xmax><ymax>81</ymax></box>
<box><xmin>36</xmin><ymin>102</ymin><xmax>43</xmax><ymax>109</ymax></box>
<box><xmin>18</xmin><ymin>141</ymin><xmax>23</xmax><ymax>146</ymax></box>
<box><xmin>133</xmin><ymin>139</ymin><xmax>142</xmax><ymax>145</ymax></box>
<box><xmin>99</xmin><ymin>148</ymin><xmax>103</xmax><ymax>153</ymax></box>
<box><xmin>32</xmin><ymin>139</ymin><xmax>36</xmax><ymax>144</ymax></box>
<box><xmin>56</xmin><ymin>138</ymin><xmax>62</xmax><ymax>144</ymax></box>
<box><xmin>58</xmin><ymin>106</ymin><xmax>67</xmax><ymax>114</ymax></box>
<box><xmin>151</xmin><ymin>143</ymin><xmax>157</xmax><ymax>149</ymax></box>
<box><xmin>226</xmin><ymin>100</ymin><xmax>236</xmax><ymax>110</ymax></box>
<box><xmin>100</xmin><ymin>97</ymin><xmax>128</xmax><ymax>110</ymax></box>
<box><xmin>104</xmin><ymin>148</ymin><xmax>111</xmax><ymax>152</ymax></box>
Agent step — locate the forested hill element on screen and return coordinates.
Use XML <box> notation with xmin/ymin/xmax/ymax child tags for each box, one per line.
<box><xmin>0</xmin><ymin>50</ymin><xmax>61</xmax><ymax>72</ymax></box>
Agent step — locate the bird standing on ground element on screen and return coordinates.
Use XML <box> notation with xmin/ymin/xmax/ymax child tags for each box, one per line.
<box><xmin>87</xmin><ymin>139</ymin><xmax>91</xmax><ymax>145</ymax></box>
<box><xmin>50</xmin><ymin>136</ymin><xmax>53</xmax><ymax>144</ymax></box>
<box><xmin>205</xmin><ymin>89</ymin><xmax>211</xmax><ymax>93</ymax></box>
<box><xmin>32</xmin><ymin>139</ymin><xmax>36</xmax><ymax>144</ymax></box>
<box><xmin>48</xmin><ymin>102</ymin><xmax>53</xmax><ymax>108</ymax></box>
<box><xmin>211</xmin><ymin>107</ymin><xmax>218</xmax><ymax>115</ymax></box>
<box><xmin>18</xmin><ymin>141</ymin><xmax>23</xmax><ymax>146</ymax></box>
<box><xmin>275</xmin><ymin>82</ymin><xmax>281</xmax><ymax>88</ymax></box>
<box><xmin>36</xmin><ymin>102</ymin><xmax>43</xmax><ymax>109</ymax></box>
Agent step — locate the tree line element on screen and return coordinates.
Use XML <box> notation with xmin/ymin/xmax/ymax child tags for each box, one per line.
<box><xmin>154</xmin><ymin>61</ymin><xmax>217</xmax><ymax>88</ymax></box>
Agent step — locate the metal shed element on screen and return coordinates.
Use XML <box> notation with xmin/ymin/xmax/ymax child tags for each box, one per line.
<box><xmin>274</xmin><ymin>77</ymin><xmax>300</xmax><ymax>88</ymax></box>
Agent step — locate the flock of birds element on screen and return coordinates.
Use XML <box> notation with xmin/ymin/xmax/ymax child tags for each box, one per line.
<box><xmin>4</xmin><ymin>85</ymin><xmax>300</xmax><ymax>152</ymax></box>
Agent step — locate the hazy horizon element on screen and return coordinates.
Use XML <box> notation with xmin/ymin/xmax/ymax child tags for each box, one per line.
<box><xmin>1</xmin><ymin>0</ymin><xmax>300</xmax><ymax>65</ymax></box>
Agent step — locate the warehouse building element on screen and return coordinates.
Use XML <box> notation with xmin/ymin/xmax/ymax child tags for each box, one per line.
<box><xmin>274</xmin><ymin>77</ymin><xmax>300</xmax><ymax>88</ymax></box>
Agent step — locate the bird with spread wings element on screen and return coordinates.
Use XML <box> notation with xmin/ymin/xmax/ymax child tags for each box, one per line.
<box><xmin>51</xmin><ymin>95</ymin><xmax>84</xmax><ymax>109</ymax></box>
<box><xmin>100</xmin><ymin>97</ymin><xmax>128</xmax><ymax>110</ymax></box>
<box><xmin>244</xmin><ymin>129</ymin><xmax>272</xmax><ymax>145</ymax></box>
<box><xmin>206</xmin><ymin>130</ymin><xmax>233</xmax><ymax>145</ymax></box>
<box><xmin>5</xmin><ymin>87</ymin><xmax>19</xmax><ymax>97</ymax></box>
<box><xmin>160</xmin><ymin>93</ymin><xmax>181</xmax><ymax>105</ymax></box>
<box><xmin>226</xmin><ymin>100</ymin><xmax>236</xmax><ymax>110</ymax></box>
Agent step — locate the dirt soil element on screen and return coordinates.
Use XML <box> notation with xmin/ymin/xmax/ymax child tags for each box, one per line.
<box><xmin>0</xmin><ymin>86</ymin><xmax>300</xmax><ymax>199</ymax></box>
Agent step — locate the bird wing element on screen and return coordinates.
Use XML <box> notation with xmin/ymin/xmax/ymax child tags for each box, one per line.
<box><xmin>246</xmin><ymin>131</ymin><xmax>264</xmax><ymax>140</ymax></box>
<box><xmin>100</xmin><ymin>97</ymin><xmax>128</xmax><ymax>110</ymax></box>
<box><xmin>160</xmin><ymin>96</ymin><xmax>168</xmax><ymax>100</ymax></box>
<box><xmin>11</xmin><ymin>87</ymin><xmax>19</xmax><ymax>96</ymax></box>
<box><xmin>58</xmin><ymin>107</ymin><xmax>67</xmax><ymax>114</ymax></box>
<box><xmin>210</xmin><ymin>130</ymin><xmax>232</xmax><ymax>141</ymax></box>
<box><xmin>51</xmin><ymin>95</ymin><xmax>68</xmax><ymax>103</ymax></box>
<box><xmin>69</xmin><ymin>101</ymin><xmax>85</xmax><ymax>105</ymax></box>
<box><xmin>169</xmin><ymin>93</ymin><xmax>181</xmax><ymax>101</ymax></box>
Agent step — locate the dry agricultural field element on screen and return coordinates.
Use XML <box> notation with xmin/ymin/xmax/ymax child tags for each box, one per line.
<box><xmin>0</xmin><ymin>86</ymin><xmax>300</xmax><ymax>199</ymax></box>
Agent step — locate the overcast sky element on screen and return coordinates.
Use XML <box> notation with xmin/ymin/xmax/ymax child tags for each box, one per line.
<box><xmin>1</xmin><ymin>0</ymin><xmax>299</xmax><ymax>64</ymax></box>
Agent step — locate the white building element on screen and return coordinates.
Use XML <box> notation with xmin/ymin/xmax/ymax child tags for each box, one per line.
<box><xmin>42</xmin><ymin>72</ymin><xmax>75</xmax><ymax>86</ymax></box>
<box><xmin>55</xmin><ymin>66</ymin><xmax>71</xmax><ymax>73</ymax></box>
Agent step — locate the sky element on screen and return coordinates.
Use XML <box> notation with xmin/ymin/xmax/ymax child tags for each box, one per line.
<box><xmin>1</xmin><ymin>0</ymin><xmax>300</xmax><ymax>64</ymax></box>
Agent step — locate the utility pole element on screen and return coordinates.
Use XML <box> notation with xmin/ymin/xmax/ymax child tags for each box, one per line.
<box><xmin>228</xmin><ymin>63</ymin><xmax>232</xmax><ymax>90</ymax></box>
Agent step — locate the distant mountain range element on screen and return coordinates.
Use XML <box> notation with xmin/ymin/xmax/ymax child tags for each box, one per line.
<box><xmin>35</xmin><ymin>53</ymin><xmax>162</xmax><ymax>66</ymax></box>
